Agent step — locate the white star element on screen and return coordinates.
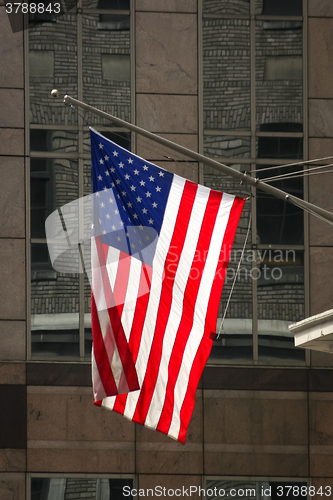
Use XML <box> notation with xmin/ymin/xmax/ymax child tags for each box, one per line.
<box><xmin>112</xmin><ymin>225</ymin><xmax>116</xmax><ymax>230</ymax></box>
<box><xmin>103</xmin><ymin>230</ymin><xmax>106</xmax><ymax>235</ymax></box>
<box><xmin>117</xmin><ymin>236</ymin><xmax>121</xmax><ymax>241</ymax></box>
<box><xmin>99</xmin><ymin>159</ymin><xmax>104</xmax><ymax>165</ymax></box>
<box><xmin>127</xmin><ymin>202</ymin><xmax>133</xmax><ymax>208</ymax></box>
<box><xmin>139</xmin><ymin>225</ymin><xmax>144</xmax><ymax>231</ymax></box>
<box><xmin>152</xmin><ymin>202</ymin><xmax>158</xmax><ymax>208</ymax></box>
<box><xmin>130</xmin><ymin>185</ymin><xmax>136</xmax><ymax>191</ymax></box>
<box><xmin>122</xmin><ymin>205</ymin><xmax>126</xmax><ymax>211</ymax></box>
<box><xmin>103</xmin><ymin>186</ymin><xmax>108</xmax><ymax>191</ymax></box>
<box><xmin>125</xmin><ymin>174</ymin><xmax>130</xmax><ymax>180</ymax></box>
<box><xmin>156</xmin><ymin>186</ymin><xmax>161</xmax><ymax>192</ymax></box>
<box><xmin>146</xmin><ymin>191</ymin><xmax>151</xmax><ymax>198</ymax></box>
<box><xmin>111</xmin><ymin>182</ymin><xmax>115</xmax><ymax>187</ymax></box>
<box><xmin>148</xmin><ymin>218</ymin><xmax>154</xmax><ymax>225</ymax></box>
<box><xmin>98</xmin><ymin>175</ymin><xmax>103</xmax><ymax>181</ymax></box>
<box><xmin>106</xmin><ymin>213</ymin><xmax>110</xmax><ymax>219</ymax></box>
<box><xmin>142</xmin><ymin>208</ymin><xmax>148</xmax><ymax>214</ymax></box>
<box><xmin>131</xmin><ymin>243</ymin><xmax>135</xmax><ymax>249</ymax></box>
<box><xmin>100</xmin><ymin>202</ymin><xmax>105</xmax><ymax>208</ymax></box>
<box><xmin>158</xmin><ymin>171</ymin><xmax>165</xmax><ymax>177</ymax></box>
<box><xmin>109</xmin><ymin>198</ymin><xmax>114</xmax><ymax>204</ymax></box>
<box><xmin>110</xmin><ymin>167</ymin><xmax>115</xmax><ymax>173</ymax></box>
<box><xmin>119</xmin><ymin>162</ymin><xmax>124</xmax><ymax>169</ymax></box>
<box><xmin>133</xmin><ymin>213</ymin><xmax>138</xmax><ymax>219</ymax></box>
<box><xmin>128</xmin><ymin>158</ymin><xmax>133</xmax><ymax>164</ymax></box>
<box><xmin>149</xmin><ymin>176</ymin><xmax>155</xmax><ymax>182</ymax></box>
<box><xmin>117</xmin><ymin>194</ymin><xmax>120</xmax><ymax>199</ymax></box>
<box><xmin>143</xmin><ymin>165</ymin><xmax>148</xmax><ymax>171</ymax></box>
<box><xmin>99</xmin><ymin>143</ymin><xmax>103</xmax><ymax>149</ymax></box>
<box><xmin>104</xmin><ymin>155</ymin><xmax>109</xmax><ymax>161</ymax></box>
<box><xmin>99</xmin><ymin>218</ymin><xmax>102</xmax><ymax>224</ymax></box>
<box><xmin>115</xmin><ymin>209</ymin><xmax>119</xmax><ymax>215</ymax></box>
<box><xmin>96</xmin><ymin>192</ymin><xmax>100</xmax><ymax>197</ymax></box>
<box><xmin>113</xmin><ymin>150</ymin><xmax>118</xmax><ymax>156</ymax></box>
<box><xmin>105</xmin><ymin>171</ymin><xmax>110</xmax><ymax>176</ymax></box>
<box><xmin>116</xmin><ymin>179</ymin><xmax>121</xmax><ymax>185</ymax></box>
<box><xmin>121</xmin><ymin>191</ymin><xmax>127</xmax><ymax>197</ymax></box>
<box><xmin>120</xmin><ymin>220</ymin><xmax>124</xmax><ymax>226</ymax></box>
<box><xmin>134</xmin><ymin>169</ymin><xmax>139</xmax><ymax>175</ymax></box>
<box><xmin>140</xmin><ymin>180</ymin><xmax>145</xmax><ymax>187</ymax></box>
<box><xmin>136</xmin><ymin>196</ymin><xmax>142</xmax><ymax>203</ymax></box>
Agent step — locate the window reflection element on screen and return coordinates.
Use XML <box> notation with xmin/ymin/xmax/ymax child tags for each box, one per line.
<box><xmin>31</xmin><ymin>477</ymin><xmax>134</xmax><ymax>500</ymax></box>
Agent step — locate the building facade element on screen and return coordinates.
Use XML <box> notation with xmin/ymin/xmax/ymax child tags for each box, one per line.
<box><xmin>1</xmin><ymin>0</ymin><xmax>333</xmax><ymax>498</ymax></box>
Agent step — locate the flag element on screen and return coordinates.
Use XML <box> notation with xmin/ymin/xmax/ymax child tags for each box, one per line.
<box><xmin>90</xmin><ymin>127</ymin><xmax>245</xmax><ymax>443</ymax></box>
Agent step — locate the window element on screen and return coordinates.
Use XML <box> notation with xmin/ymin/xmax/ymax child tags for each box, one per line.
<box><xmin>30</xmin><ymin>476</ymin><xmax>134</xmax><ymax>500</ymax></box>
<box><xmin>28</xmin><ymin>1</ymin><xmax>133</xmax><ymax>359</ymax></box>
<box><xmin>201</xmin><ymin>0</ymin><xmax>306</xmax><ymax>365</ymax></box>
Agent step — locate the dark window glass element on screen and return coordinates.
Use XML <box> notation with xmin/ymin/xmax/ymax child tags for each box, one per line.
<box><xmin>30</xmin><ymin>159</ymin><xmax>53</xmax><ymax>239</ymax></box>
<box><xmin>98</xmin><ymin>0</ymin><xmax>129</xmax><ymax>8</ymax></box>
<box><xmin>31</xmin><ymin>478</ymin><xmax>133</xmax><ymax>499</ymax></box>
<box><xmin>262</xmin><ymin>0</ymin><xmax>302</xmax><ymax>16</ymax></box>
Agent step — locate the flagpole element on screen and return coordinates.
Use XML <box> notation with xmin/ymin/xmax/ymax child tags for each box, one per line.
<box><xmin>58</xmin><ymin>91</ymin><xmax>333</xmax><ymax>225</ymax></box>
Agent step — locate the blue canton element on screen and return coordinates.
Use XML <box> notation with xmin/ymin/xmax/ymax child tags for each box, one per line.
<box><xmin>90</xmin><ymin>128</ymin><xmax>173</xmax><ymax>266</ymax></box>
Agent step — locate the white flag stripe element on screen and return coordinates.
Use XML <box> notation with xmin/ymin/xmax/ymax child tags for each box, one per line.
<box><xmin>96</xmin><ymin>308</ymin><xmax>124</xmax><ymax>390</ymax></box>
<box><xmin>123</xmin><ymin>176</ymin><xmax>186</xmax><ymax>420</ymax></box>
<box><xmin>168</xmin><ymin>193</ymin><xmax>235</xmax><ymax>438</ymax></box>
<box><xmin>106</xmin><ymin>246</ymin><xmax>121</xmax><ymax>291</ymax></box>
<box><xmin>92</xmin><ymin>350</ymin><xmax>107</xmax><ymax>401</ymax></box>
<box><xmin>121</xmin><ymin>257</ymin><xmax>143</xmax><ymax>340</ymax></box>
<box><xmin>144</xmin><ymin>186</ymin><xmax>210</xmax><ymax>429</ymax></box>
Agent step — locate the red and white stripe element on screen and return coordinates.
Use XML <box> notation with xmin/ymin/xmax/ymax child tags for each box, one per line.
<box><xmin>92</xmin><ymin>175</ymin><xmax>244</xmax><ymax>443</ymax></box>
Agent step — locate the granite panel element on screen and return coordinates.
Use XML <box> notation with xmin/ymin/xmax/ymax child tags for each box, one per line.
<box><xmin>0</xmin><ymin>473</ymin><xmax>25</xmax><ymax>500</ymax></box>
<box><xmin>309</xmin><ymin>0</ymin><xmax>333</xmax><ymax>17</ymax></box>
<box><xmin>27</xmin><ymin>362</ymin><xmax>91</xmax><ymax>386</ymax></box>
<box><xmin>0</xmin><ymin>363</ymin><xmax>25</xmax><ymax>384</ymax></box>
<box><xmin>28</xmin><ymin>388</ymin><xmax>135</xmax><ymax>442</ymax></box>
<box><xmin>0</xmin><ymin>157</ymin><xmax>25</xmax><ymax>238</ymax></box>
<box><xmin>309</xmin><ymin>247</ymin><xmax>333</xmax><ymax>316</ymax></box>
<box><xmin>0</xmin><ymin>90</ymin><xmax>24</xmax><ymax>128</ymax></box>
<box><xmin>0</xmin><ymin>8</ymin><xmax>23</xmax><ymax>88</ymax></box>
<box><xmin>0</xmin><ymin>322</ymin><xmax>25</xmax><ymax>361</ymax></box>
<box><xmin>27</xmin><ymin>447</ymin><xmax>135</xmax><ymax>473</ymax></box>
<box><xmin>203</xmin><ymin>391</ymin><xmax>308</xmax><ymax>446</ymax></box>
<box><xmin>309</xmin><ymin>138</ymin><xmax>333</xmax><ymax>160</ymax></box>
<box><xmin>0</xmin><ymin>450</ymin><xmax>26</xmax><ymax>472</ymax></box>
<box><xmin>309</xmin><ymin>395</ymin><xmax>333</xmax><ymax>476</ymax></box>
<box><xmin>309</xmin><ymin>171</ymin><xmax>333</xmax><ymax>246</ymax></box>
<box><xmin>136</xmin><ymin>13</ymin><xmax>197</xmax><ymax>95</ymax></box>
<box><xmin>136</xmin><ymin>133</ymin><xmax>198</xmax><ymax>161</ymax></box>
<box><xmin>309</xmin><ymin>99</ymin><xmax>333</xmax><ymax>138</ymax></box>
<box><xmin>0</xmin><ymin>386</ymin><xmax>26</xmax><ymax>449</ymax></box>
<box><xmin>309</xmin><ymin>19</ymin><xmax>333</xmax><ymax>98</ymax></box>
<box><xmin>204</xmin><ymin>448</ymin><xmax>308</xmax><ymax>476</ymax></box>
<box><xmin>136</xmin><ymin>0</ymin><xmax>197</xmax><ymax>12</ymax></box>
<box><xmin>0</xmin><ymin>239</ymin><xmax>25</xmax><ymax>320</ymax></box>
<box><xmin>202</xmin><ymin>366</ymin><xmax>308</xmax><ymax>391</ymax></box>
<box><xmin>136</xmin><ymin>394</ymin><xmax>203</xmax><ymax>474</ymax></box>
<box><xmin>309</xmin><ymin>395</ymin><xmax>333</xmax><ymax>446</ymax></box>
<box><xmin>136</xmin><ymin>94</ymin><xmax>198</xmax><ymax>134</ymax></box>
<box><xmin>0</xmin><ymin>129</ymin><xmax>24</xmax><ymax>156</ymax></box>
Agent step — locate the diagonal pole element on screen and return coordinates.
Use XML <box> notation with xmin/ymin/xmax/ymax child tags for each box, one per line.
<box><xmin>58</xmin><ymin>91</ymin><xmax>333</xmax><ymax>225</ymax></box>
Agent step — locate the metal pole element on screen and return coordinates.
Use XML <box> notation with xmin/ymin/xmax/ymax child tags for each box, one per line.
<box><xmin>61</xmin><ymin>92</ymin><xmax>333</xmax><ymax>225</ymax></box>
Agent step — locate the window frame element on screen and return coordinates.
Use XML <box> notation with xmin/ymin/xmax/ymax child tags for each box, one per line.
<box><xmin>199</xmin><ymin>0</ymin><xmax>309</xmax><ymax>366</ymax></box>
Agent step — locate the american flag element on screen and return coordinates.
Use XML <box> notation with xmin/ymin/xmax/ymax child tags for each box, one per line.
<box><xmin>90</xmin><ymin>128</ymin><xmax>245</xmax><ymax>443</ymax></box>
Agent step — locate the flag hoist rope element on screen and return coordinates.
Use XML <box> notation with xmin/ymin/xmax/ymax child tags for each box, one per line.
<box><xmin>56</xmin><ymin>91</ymin><xmax>333</xmax><ymax>225</ymax></box>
